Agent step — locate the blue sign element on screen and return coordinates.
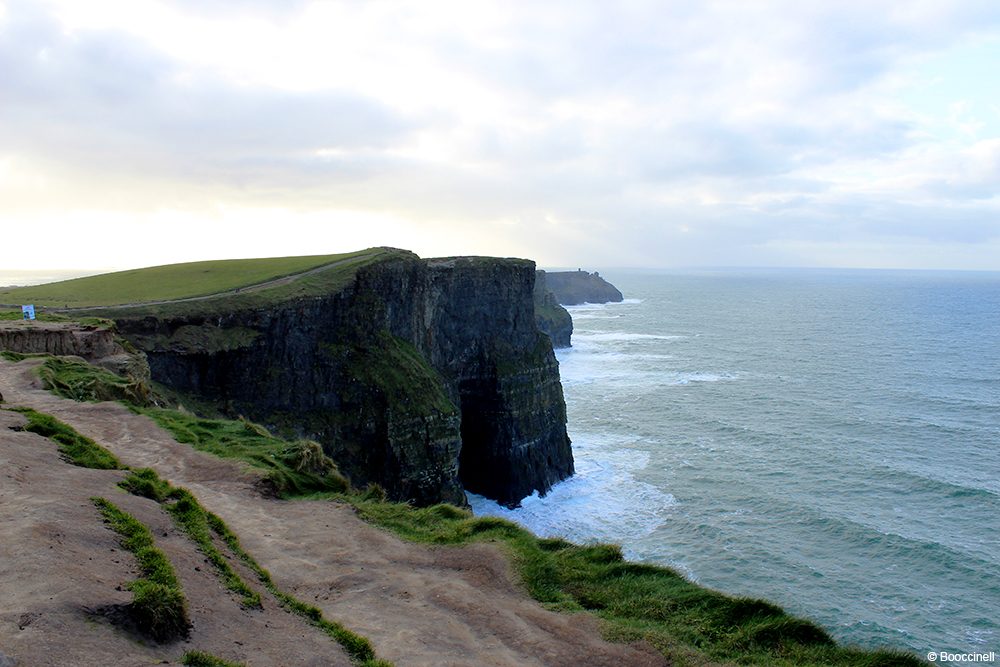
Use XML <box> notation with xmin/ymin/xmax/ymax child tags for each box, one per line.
<box><xmin>21</xmin><ymin>304</ymin><xmax>35</xmax><ymax>320</ymax></box>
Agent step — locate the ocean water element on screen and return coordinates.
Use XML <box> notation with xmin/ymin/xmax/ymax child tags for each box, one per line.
<box><xmin>470</xmin><ymin>269</ymin><xmax>1000</xmax><ymax>660</ymax></box>
<box><xmin>0</xmin><ymin>269</ymin><xmax>102</xmax><ymax>288</ymax></box>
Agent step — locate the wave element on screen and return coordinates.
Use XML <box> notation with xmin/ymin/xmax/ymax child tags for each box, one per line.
<box><xmin>573</xmin><ymin>332</ymin><xmax>685</xmax><ymax>342</ymax></box>
<box><xmin>565</xmin><ymin>298</ymin><xmax>643</xmax><ymax>309</ymax></box>
<box><xmin>570</xmin><ymin>313</ymin><xmax>624</xmax><ymax>320</ymax></box>
<box><xmin>468</xmin><ymin>446</ymin><xmax>676</xmax><ymax>554</ymax></box>
<box><xmin>667</xmin><ymin>372</ymin><xmax>736</xmax><ymax>385</ymax></box>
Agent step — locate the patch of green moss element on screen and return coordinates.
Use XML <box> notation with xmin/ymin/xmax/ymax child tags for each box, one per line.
<box><xmin>342</xmin><ymin>333</ymin><xmax>456</xmax><ymax>416</ymax></box>
<box><xmin>127</xmin><ymin>325</ymin><xmax>260</xmax><ymax>354</ymax></box>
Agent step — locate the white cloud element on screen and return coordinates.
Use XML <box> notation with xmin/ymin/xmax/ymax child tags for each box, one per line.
<box><xmin>2</xmin><ymin>0</ymin><xmax>1000</xmax><ymax>270</ymax></box>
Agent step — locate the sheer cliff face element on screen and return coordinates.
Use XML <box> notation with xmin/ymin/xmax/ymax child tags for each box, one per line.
<box><xmin>533</xmin><ymin>271</ymin><xmax>573</xmax><ymax>348</ymax></box>
<box><xmin>116</xmin><ymin>255</ymin><xmax>574</xmax><ymax>508</ymax></box>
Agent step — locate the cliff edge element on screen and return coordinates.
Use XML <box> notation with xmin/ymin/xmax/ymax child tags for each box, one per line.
<box><xmin>533</xmin><ymin>271</ymin><xmax>573</xmax><ymax>348</ymax></box>
<box><xmin>543</xmin><ymin>269</ymin><xmax>623</xmax><ymax>305</ymax></box>
<box><xmin>103</xmin><ymin>251</ymin><xmax>573</xmax><ymax>508</ymax></box>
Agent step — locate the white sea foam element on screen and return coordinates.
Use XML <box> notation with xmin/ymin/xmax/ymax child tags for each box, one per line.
<box><xmin>468</xmin><ymin>445</ymin><xmax>676</xmax><ymax>552</ymax></box>
<box><xmin>564</xmin><ymin>298</ymin><xmax>643</xmax><ymax>309</ymax></box>
<box><xmin>570</xmin><ymin>313</ymin><xmax>624</xmax><ymax>321</ymax></box>
<box><xmin>667</xmin><ymin>372</ymin><xmax>736</xmax><ymax>385</ymax></box>
<box><xmin>573</xmin><ymin>332</ymin><xmax>685</xmax><ymax>342</ymax></box>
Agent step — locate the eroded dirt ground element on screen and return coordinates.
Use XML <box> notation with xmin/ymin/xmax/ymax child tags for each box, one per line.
<box><xmin>0</xmin><ymin>359</ymin><xmax>666</xmax><ymax>667</ymax></box>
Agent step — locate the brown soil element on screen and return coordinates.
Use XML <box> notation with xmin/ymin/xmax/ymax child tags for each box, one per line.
<box><xmin>0</xmin><ymin>358</ymin><xmax>667</xmax><ymax>667</ymax></box>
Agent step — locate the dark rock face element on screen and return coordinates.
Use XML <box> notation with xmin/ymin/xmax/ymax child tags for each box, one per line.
<box><xmin>115</xmin><ymin>254</ymin><xmax>574</xmax><ymax>508</ymax></box>
<box><xmin>533</xmin><ymin>271</ymin><xmax>573</xmax><ymax>348</ymax></box>
<box><xmin>544</xmin><ymin>270</ymin><xmax>623</xmax><ymax>305</ymax></box>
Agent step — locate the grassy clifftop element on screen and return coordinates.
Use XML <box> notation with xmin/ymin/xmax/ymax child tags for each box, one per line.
<box><xmin>0</xmin><ymin>247</ymin><xmax>410</xmax><ymax>315</ymax></box>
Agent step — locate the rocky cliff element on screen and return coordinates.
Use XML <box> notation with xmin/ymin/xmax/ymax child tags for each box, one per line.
<box><xmin>0</xmin><ymin>321</ymin><xmax>149</xmax><ymax>381</ymax></box>
<box><xmin>112</xmin><ymin>252</ymin><xmax>574</xmax><ymax>507</ymax></box>
<box><xmin>544</xmin><ymin>270</ymin><xmax>623</xmax><ymax>305</ymax></box>
<box><xmin>0</xmin><ymin>321</ymin><xmax>124</xmax><ymax>359</ymax></box>
<box><xmin>533</xmin><ymin>271</ymin><xmax>573</xmax><ymax>348</ymax></box>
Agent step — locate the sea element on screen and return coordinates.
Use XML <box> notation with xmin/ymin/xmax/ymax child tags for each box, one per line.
<box><xmin>469</xmin><ymin>268</ymin><xmax>1000</xmax><ymax>662</ymax></box>
<box><xmin>0</xmin><ymin>269</ymin><xmax>104</xmax><ymax>289</ymax></box>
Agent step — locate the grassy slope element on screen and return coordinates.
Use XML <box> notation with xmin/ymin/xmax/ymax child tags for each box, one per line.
<box><xmin>8</xmin><ymin>402</ymin><xmax>388</xmax><ymax>666</ymax></box>
<box><xmin>21</xmin><ymin>356</ymin><xmax>925</xmax><ymax>666</ymax></box>
<box><xmin>0</xmin><ymin>248</ymin><xmax>398</xmax><ymax>310</ymax></box>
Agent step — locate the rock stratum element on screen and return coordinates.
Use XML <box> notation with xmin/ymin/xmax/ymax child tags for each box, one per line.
<box><xmin>108</xmin><ymin>250</ymin><xmax>574</xmax><ymax>508</ymax></box>
<box><xmin>542</xmin><ymin>269</ymin><xmax>624</xmax><ymax>305</ymax></box>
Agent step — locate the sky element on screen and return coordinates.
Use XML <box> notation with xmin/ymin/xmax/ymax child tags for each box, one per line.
<box><xmin>2</xmin><ymin>0</ymin><xmax>1000</xmax><ymax>273</ymax></box>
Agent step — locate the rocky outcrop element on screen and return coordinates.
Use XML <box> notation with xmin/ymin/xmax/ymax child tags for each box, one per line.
<box><xmin>0</xmin><ymin>321</ymin><xmax>150</xmax><ymax>383</ymax></box>
<box><xmin>544</xmin><ymin>270</ymin><xmax>623</xmax><ymax>305</ymax></box>
<box><xmin>534</xmin><ymin>271</ymin><xmax>573</xmax><ymax>348</ymax></box>
<box><xmin>113</xmin><ymin>253</ymin><xmax>574</xmax><ymax>508</ymax></box>
<box><xmin>0</xmin><ymin>322</ymin><xmax>125</xmax><ymax>359</ymax></box>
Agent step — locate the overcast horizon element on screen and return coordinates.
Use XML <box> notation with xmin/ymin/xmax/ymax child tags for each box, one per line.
<box><xmin>2</xmin><ymin>1</ymin><xmax>1000</xmax><ymax>273</ymax></box>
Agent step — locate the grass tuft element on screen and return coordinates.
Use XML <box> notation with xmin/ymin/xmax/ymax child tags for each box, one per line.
<box><xmin>118</xmin><ymin>468</ymin><xmax>386</xmax><ymax>665</ymax></box>
<box><xmin>14</xmin><ymin>407</ymin><xmax>122</xmax><ymax>469</ymax></box>
<box><xmin>38</xmin><ymin>356</ymin><xmax>152</xmax><ymax>405</ymax></box>
<box><xmin>138</xmin><ymin>408</ymin><xmax>349</xmax><ymax>497</ymax></box>
<box><xmin>181</xmin><ymin>651</ymin><xmax>247</xmax><ymax>667</ymax></box>
<box><xmin>92</xmin><ymin>497</ymin><xmax>189</xmax><ymax>641</ymax></box>
<box><xmin>343</xmin><ymin>495</ymin><xmax>926</xmax><ymax>667</ymax></box>
<box><xmin>117</xmin><ymin>469</ymin><xmax>261</xmax><ymax>608</ymax></box>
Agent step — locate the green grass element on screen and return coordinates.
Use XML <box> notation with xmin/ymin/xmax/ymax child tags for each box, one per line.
<box><xmin>6</xmin><ymin>396</ymin><xmax>385</xmax><ymax>663</ymax></box>
<box><xmin>182</xmin><ymin>652</ymin><xmax>247</xmax><ymax>667</ymax></box>
<box><xmin>119</xmin><ymin>468</ymin><xmax>390</xmax><ymax>667</ymax></box>
<box><xmin>119</xmin><ymin>469</ymin><xmax>262</xmax><ymax>609</ymax></box>
<box><xmin>342</xmin><ymin>498</ymin><xmax>924</xmax><ymax>667</ymax></box>
<box><xmin>0</xmin><ymin>308</ymin><xmax>115</xmax><ymax>324</ymax></box>
<box><xmin>0</xmin><ymin>249</ymin><xmax>409</xmax><ymax>316</ymax></box>
<box><xmin>38</xmin><ymin>356</ymin><xmax>152</xmax><ymax>406</ymax></box>
<box><xmin>24</xmin><ymin>360</ymin><xmax>920</xmax><ymax>665</ymax></box>
<box><xmin>0</xmin><ymin>309</ymin><xmax>69</xmax><ymax>321</ymax></box>
<box><xmin>137</xmin><ymin>409</ymin><xmax>349</xmax><ymax>497</ymax></box>
<box><xmin>113</xmin><ymin>402</ymin><xmax>920</xmax><ymax>666</ymax></box>
<box><xmin>13</xmin><ymin>407</ymin><xmax>123</xmax><ymax>469</ymax></box>
<box><xmin>205</xmin><ymin>509</ymin><xmax>388</xmax><ymax>667</ymax></box>
<box><xmin>331</xmin><ymin>332</ymin><xmax>457</xmax><ymax>416</ymax></box>
<box><xmin>92</xmin><ymin>497</ymin><xmax>190</xmax><ymax>641</ymax></box>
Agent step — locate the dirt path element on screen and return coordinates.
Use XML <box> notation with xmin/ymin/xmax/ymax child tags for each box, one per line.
<box><xmin>0</xmin><ymin>395</ymin><xmax>353</xmax><ymax>666</ymax></box>
<box><xmin>0</xmin><ymin>359</ymin><xmax>666</xmax><ymax>667</ymax></box>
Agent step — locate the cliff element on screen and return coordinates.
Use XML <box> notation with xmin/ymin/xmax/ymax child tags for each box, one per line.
<box><xmin>533</xmin><ymin>271</ymin><xmax>573</xmax><ymax>348</ymax></box>
<box><xmin>544</xmin><ymin>270</ymin><xmax>623</xmax><ymax>305</ymax></box>
<box><xmin>0</xmin><ymin>321</ymin><xmax>124</xmax><ymax>359</ymax></box>
<box><xmin>109</xmin><ymin>252</ymin><xmax>574</xmax><ymax>507</ymax></box>
<box><xmin>0</xmin><ymin>320</ymin><xmax>149</xmax><ymax>382</ymax></box>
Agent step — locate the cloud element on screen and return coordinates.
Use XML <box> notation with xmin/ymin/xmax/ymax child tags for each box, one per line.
<box><xmin>0</xmin><ymin>2</ymin><xmax>415</xmax><ymax>189</ymax></box>
<box><xmin>2</xmin><ymin>0</ymin><xmax>1000</xmax><ymax>270</ymax></box>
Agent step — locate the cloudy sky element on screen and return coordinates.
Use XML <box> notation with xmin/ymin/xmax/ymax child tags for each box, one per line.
<box><xmin>2</xmin><ymin>0</ymin><xmax>1000</xmax><ymax>272</ymax></box>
